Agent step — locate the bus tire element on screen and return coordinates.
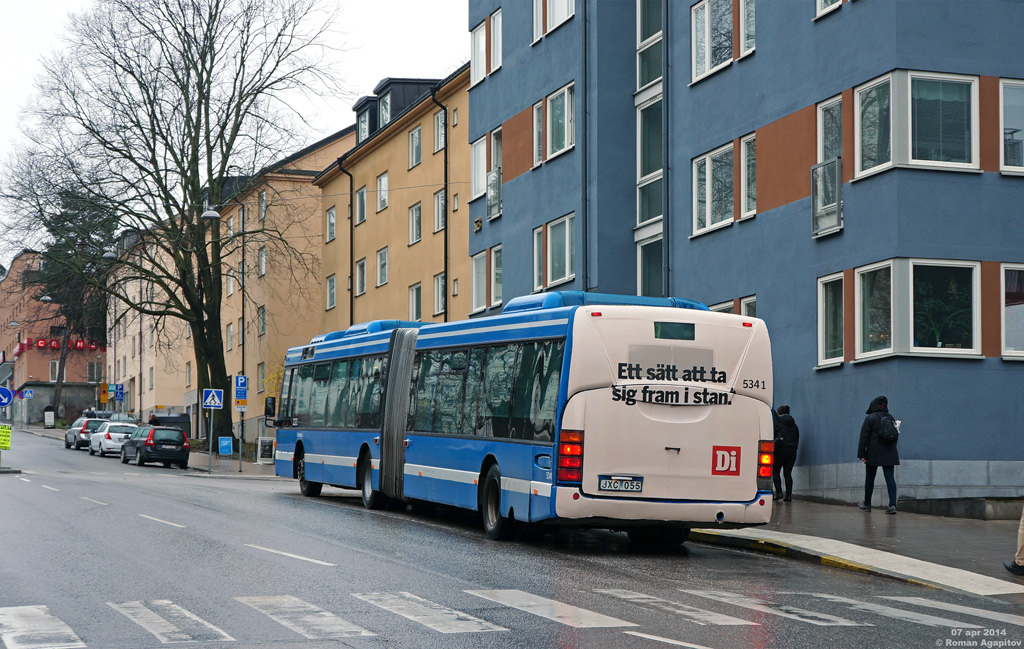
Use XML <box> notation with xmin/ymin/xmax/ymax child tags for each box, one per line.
<box><xmin>297</xmin><ymin>454</ymin><xmax>322</xmax><ymax>497</ymax></box>
<box><xmin>481</xmin><ymin>465</ymin><xmax>517</xmax><ymax>541</ymax></box>
<box><xmin>360</xmin><ymin>456</ymin><xmax>384</xmax><ymax>510</ymax></box>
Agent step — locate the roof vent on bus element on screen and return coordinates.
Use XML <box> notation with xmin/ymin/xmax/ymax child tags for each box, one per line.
<box><xmin>501</xmin><ymin>291</ymin><xmax>710</xmax><ymax>314</ymax></box>
<box><xmin>344</xmin><ymin>320</ymin><xmax>426</xmax><ymax>338</ymax></box>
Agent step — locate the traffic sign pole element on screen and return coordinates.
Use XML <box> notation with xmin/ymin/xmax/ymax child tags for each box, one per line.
<box><xmin>208</xmin><ymin>408</ymin><xmax>213</xmax><ymax>473</ymax></box>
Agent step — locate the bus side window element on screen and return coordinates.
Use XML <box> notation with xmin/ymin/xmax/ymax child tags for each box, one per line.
<box><xmin>344</xmin><ymin>357</ymin><xmax>362</xmax><ymax>429</ymax></box>
<box><xmin>510</xmin><ymin>340</ymin><xmax>563</xmax><ymax>442</ymax></box>
<box><xmin>534</xmin><ymin>341</ymin><xmax>564</xmax><ymax>442</ymax></box>
<box><xmin>461</xmin><ymin>348</ymin><xmax>486</xmax><ymax>436</ymax></box>
<box><xmin>435</xmin><ymin>350</ymin><xmax>466</xmax><ymax>435</ymax></box>
<box><xmin>309</xmin><ymin>363</ymin><xmax>332</xmax><ymax>427</ymax></box>
<box><xmin>279</xmin><ymin>367</ymin><xmax>294</xmax><ymax>420</ymax></box>
<box><xmin>326</xmin><ymin>361</ymin><xmax>349</xmax><ymax>428</ymax></box>
<box><xmin>481</xmin><ymin>344</ymin><xmax>517</xmax><ymax>439</ymax></box>
<box><xmin>413</xmin><ymin>351</ymin><xmax>439</xmax><ymax>432</ymax></box>
<box><xmin>355</xmin><ymin>355</ymin><xmax>386</xmax><ymax>429</ymax></box>
<box><xmin>292</xmin><ymin>364</ymin><xmax>314</xmax><ymax>427</ymax></box>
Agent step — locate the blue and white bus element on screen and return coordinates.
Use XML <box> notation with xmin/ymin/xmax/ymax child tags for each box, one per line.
<box><xmin>270</xmin><ymin>292</ymin><xmax>775</xmax><ymax>543</ymax></box>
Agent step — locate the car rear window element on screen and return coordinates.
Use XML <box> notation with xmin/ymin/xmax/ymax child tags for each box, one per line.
<box><xmin>152</xmin><ymin>428</ymin><xmax>185</xmax><ymax>444</ymax></box>
<box><xmin>85</xmin><ymin>420</ymin><xmax>105</xmax><ymax>430</ymax></box>
<box><xmin>111</xmin><ymin>425</ymin><xmax>136</xmax><ymax>433</ymax></box>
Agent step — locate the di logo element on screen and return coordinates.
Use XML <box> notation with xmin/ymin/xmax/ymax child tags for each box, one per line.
<box><xmin>711</xmin><ymin>446</ymin><xmax>741</xmax><ymax>476</ymax></box>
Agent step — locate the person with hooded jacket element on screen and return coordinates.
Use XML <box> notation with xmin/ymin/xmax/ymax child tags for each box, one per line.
<box><xmin>772</xmin><ymin>405</ymin><xmax>799</xmax><ymax>502</ymax></box>
<box><xmin>857</xmin><ymin>395</ymin><xmax>899</xmax><ymax>514</ymax></box>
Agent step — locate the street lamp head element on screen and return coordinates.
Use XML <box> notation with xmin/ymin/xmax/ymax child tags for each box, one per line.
<box><xmin>38</xmin><ymin>295</ymin><xmax>52</xmax><ymax>303</ymax></box>
<box><xmin>7</xmin><ymin>321</ymin><xmax>18</xmax><ymax>327</ymax></box>
<box><xmin>101</xmin><ymin>251</ymin><xmax>117</xmax><ymax>260</ymax></box>
<box><xmin>201</xmin><ymin>208</ymin><xmax>222</xmax><ymax>220</ymax></box>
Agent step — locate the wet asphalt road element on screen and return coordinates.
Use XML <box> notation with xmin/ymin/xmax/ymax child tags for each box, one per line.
<box><xmin>2</xmin><ymin>429</ymin><xmax>1023</xmax><ymax>649</ymax></box>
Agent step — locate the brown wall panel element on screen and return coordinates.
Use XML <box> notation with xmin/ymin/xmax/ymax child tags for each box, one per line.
<box><xmin>981</xmin><ymin>260</ymin><xmax>1002</xmax><ymax>357</ymax></box>
<box><xmin>502</xmin><ymin>106</ymin><xmax>534</xmax><ymax>183</ymax></box>
<box><xmin>843</xmin><ymin>268</ymin><xmax>855</xmax><ymax>362</ymax></box>
<box><xmin>980</xmin><ymin>76</ymin><xmax>1000</xmax><ymax>172</ymax></box>
<box><xmin>757</xmin><ymin>106</ymin><xmax>817</xmax><ymax>213</ymax></box>
<box><xmin>842</xmin><ymin>88</ymin><xmax>855</xmax><ymax>183</ymax></box>
<box><xmin>733</xmin><ymin>137</ymin><xmax>742</xmax><ymax>220</ymax></box>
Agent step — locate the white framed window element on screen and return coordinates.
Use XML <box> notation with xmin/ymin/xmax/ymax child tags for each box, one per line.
<box><xmin>908</xmin><ymin>71</ymin><xmax>978</xmax><ymax>169</ymax></box>
<box><xmin>376</xmin><ymin>173</ymin><xmax>388</xmax><ymax>212</ymax></box>
<box><xmin>638</xmin><ymin>236</ymin><xmax>663</xmax><ymax>297</ymax></box>
<box><xmin>433</xmin><ymin>110</ymin><xmax>446</xmax><ymax>152</ymax></box>
<box><xmin>226</xmin><ymin>269</ymin><xmax>235</xmax><ymax>296</ymax></box>
<box><xmin>326</xmin><ymin>274</ymin><xmax>336</xmax><ymax>310</ymax></box>
<box><xmin>433</xmin><ymin>189</ymin><xmax>446</xmax><ymax>232</ymax></box>
<box><xmin>355</xmin><ymin>258</ymin><xmax>366</xmax><ymax>296</ymax></box>
<box><xmin>433</xmin><ymin>272</ymin><xmax>446</xmax><ymax>315</ymax></box>
<box><xmin>326</xmin><ymin>206</ymin><xmax>336</xmax><ymax>242</ymax></box>
<box><xmin>257</xmin><ymin>362</ymin><xmax>265</xmax><ymax>393</ymax></box>
<box><xmin>376</xmin><ymin>247</ymin><xmax>388</xmax><ymax>286</ymax></box>
<box><xmin>547</xmin><ymin>83</ymin><xmax>575</xmax><ymax>158</ymax></box>
<box><xmin>817</xmin><ymin>0</ymin><xmax>842</xmax><ymax>18</ymax></box>
<box><xmin>471</xmin><ymin>137</ymin><xmax>486</xmax><ymax>198</ymax></box>
<box><xmin>910</xmin><ymin>259</ymin><xmax>980</xmax><ymax>354</ymax></box>
<box><xmin>855</xmin><ymin>260</ymin><xmax>893</xmax><ymax>359</ymax></box>
<box><xmin>488</xmin><ymin>128</ymin><xmax>502</xmax><ymax>219</ymax></box>
<box><xmin>258</xmin><ymin>246</ymin><xmax>266</xmax><ymax>276</ymax></box>
<box><xmin>709</xmin><ymin>301</ymin><xmax>734</xmax><ymax>314</ymax></box>
<box><xmin>491</xmin><ymin>245</ymin><xmax>502</xmax><ymax>306</ymax></box>
<box><xmin>238</xmin><ymin>263</ymin><xmax>244</xmax><ymax>289</ymax></box>
<box><xmin>409</xmin><ymin>126</ymin><xmax>421</xmax><ymax>168</ymax></box>
<box><xmin>259</xmin><ymin>190</ymin><xmax>267</xmax><ymax>221</ymax></box>
<box><xmin>817</xmin><ymin>272</ymin><xmax>844</xmax><ymax>365</ymax></box>
<box><xmin>471</xmin><ymin>21</ymin><xmax>486</xmax><ymax>85</ymax></box>
<box><xmin>185</xmin><ymin>361</ymin><xmax>191</xmax><ymax>387</ymax></box>
<box><xmin>226</xmin><ymin>215</ymin><xmax>234</xmax><ymax>238</ymax></box>
<box><xmin>226</xmin><ymin>322</ymin><xmax>234</xmax><ymax>350</ymax></box>
<box><xmin>238</xmin><ymin>317</ymin><xmax>244</xmax><ymax>346</ymax></box>
<box><xmin>1003</xmin><ymin>264</ymin><xmax>1024</xmax><ymax>356</ymax></box>
<box><xmin>548</xmin><ymin>0</ymin><xmax>573</xmax><ymax>32</ymax></box>
<box><xmin>533</xmin><ymin>101</ymin><xmax>544</xmax><ymax>166</ymax></box>
<box><xmin>740</xmin><ymin>134</ymin><xmax>756</xmax><ymax>219</ymax></box>
<box><xmin>149</xmin><ymin>366</ymin><xmax>154</xmax><ymax>391</ymax></box>
<box><xmin>547</xmin><ymin>213</ymin><xmax>575</xmax><ymax>286</ymax></box>
<box><xmin>357</xmin><ymin>110</ymin><xmax>369</xmax><ymax>143</ymax></box>
<box><xmin>855</xmin><ymin>74</ymin><xmax>893</xmax><ymax>176</ymax></box>
<box><xmin>257</xmin><ymin>305</ymin><xmax>266</xmax><ymax>336</ymax></box>
<box><xmin>355</xmin><ymin>186</ymin><xmax>367</xmax><ymax>224</ymax></box>
<box><xmin>409</xmin><ymin>283</ymin><xmax>422</xmax><ymax>321</ymax></box>
<box><xmin>1001</xmin><ymin>79</ymin><xmax>1024</xmax><ymax>171</ymax></box>
<box><xmin>739</xmin><ymin>0</ymin><xmax>755</xmax><ymax>56</ymax></box>
<box><xmin>149</xmin><ymin>324</ymin><xmax>155</xmax><ymax>347</ymax></box>
<box><xmin>533</xmin><ymin>226</ymin><xmax>544</xmax><ymax>290</ymax></box>
<box><xmin>409</xmin><ymin>202</ymin><xmax>422</xmax><ymax>244</ymax></box>
<box><xmin>379</xmin><ymin>92</ymin><xmax>391</xmax><ymax>126</ymax></box>
<box><xmin>471</xmin><ymin>252</ymin><xmax>487</xmax><ymax>313</ymax></box>
<box><xmin>638</xmin><ymin>97</ymin><xmax>663</xmax><ymax>225</ymax></box>
<box><xmin>49</xmin><ymin>360</ymin><xmax>62</xmax><ymax>382</ymax></box>
<box><xmin>818</xmin><ymin>95</ymin><xmax>843</xmax><ymax>162</ymax></box>
<box><xmin>453</xmin><ymin>108</ymin><xmax>458</xmax><ymax>126</ymax></box>
<box><xmin>693</xmin><ymin>143</ymin><xmax>735</xmax><ymax>235</ymax></box>
<box><xmin>533</xmin><ymin>0</ymin><xmax>543</xmax><ymax>42</ymax></box>
<box><xmin>691</xmin><ymin>0</ymin><xmax>732</xmax><ymax>82</ymax></box>
<box><xmin>637</xmin><ymin>0</ymin><xmax>663</xmax><ymax>90</ymax></box>
<box><xmin>741</xmin><ymin>295</ymin><xmax>757</xmax><ymax>318</ymax></box>
<box><xmin>453</xmin><ymin>194</ymin><xmax>459</xmax><ymax>211</ymax></box>
<box><xmin>490</xmin><ymin>9</ymin><xmax>502</xmax><ymax>71</ymax></box>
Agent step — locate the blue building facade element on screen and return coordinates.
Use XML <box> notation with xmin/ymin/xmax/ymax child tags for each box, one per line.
<box><xmin>468</xmin><ymin>0</ymin><xmax>1024</xmax><ymax>512</ymax></box>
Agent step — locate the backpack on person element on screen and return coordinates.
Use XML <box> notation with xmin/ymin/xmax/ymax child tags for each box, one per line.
<box><xmin>877</xmin><ymin>414</ymin><xmax>899</xmax><ymax>445</ymax></box>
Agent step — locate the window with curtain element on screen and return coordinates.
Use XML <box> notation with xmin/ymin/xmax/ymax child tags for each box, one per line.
<box><xmin>911</xmin><ymin>75</ymin><xmax>973</xmax><ymax>165</ymax></box>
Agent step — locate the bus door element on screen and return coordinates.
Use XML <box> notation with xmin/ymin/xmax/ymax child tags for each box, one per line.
<box><xmin>379</xmin><ymin>328</ymin><xmax>419</xmax><ymax>500</ymax></box>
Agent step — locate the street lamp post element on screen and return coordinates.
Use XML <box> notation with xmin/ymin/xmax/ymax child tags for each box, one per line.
<box><xmin>201</xmin><ymin>206</ymin><xmax>221</xmax><ymax>474</ymax></box>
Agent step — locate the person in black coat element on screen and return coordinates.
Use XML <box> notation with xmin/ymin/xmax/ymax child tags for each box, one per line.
<box><xmin>772</xmin><ymin>405</ymin><xmax>799</xmax><ymax>502</ymax></box>
<box><xmin>857</xmin><ymin>395</ymin><xmax>899</xmax><ymax>514</ymax></box>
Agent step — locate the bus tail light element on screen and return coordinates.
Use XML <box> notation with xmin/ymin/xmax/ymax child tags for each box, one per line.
<box><xmin>757</xmin><ymin>440</ymin><xmax>774</xmax><ymax>492</ymax></box>
<box><xmin>557</xmin><ymin>430</ymin><xmax>584</xmax><ymax>483</ymax></box>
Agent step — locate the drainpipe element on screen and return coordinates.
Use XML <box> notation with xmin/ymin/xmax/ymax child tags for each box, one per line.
<box><xmin>429</xmin><ymin>85</ymin><xmax>450</xmax><ymax>321</ymax></box>
<box><xmin>661</xmin><ymin>0</ymin><xmax>671</xmax><ymax>297</ymax></box>
<box><xmin>337</xmin><ymin>158</ymin><xmax>355</xmax><ymax>327</ymax></box>
<box><xmin>580</xmin><ymin>0</ymin><xmax>590</xmax><ymax>291</ymax></box>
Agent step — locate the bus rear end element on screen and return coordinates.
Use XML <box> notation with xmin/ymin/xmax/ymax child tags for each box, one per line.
<box><xmin>553</xmin><ymin>305</ymin><xmax>774</xmax><ymax>532</ymax></box>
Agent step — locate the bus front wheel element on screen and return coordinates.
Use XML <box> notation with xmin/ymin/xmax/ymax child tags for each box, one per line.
<box><xmin>481</xmin><ymin>465</ymin><xmax>517</xmax><ymax>541</ymax></box>
<box><xmin>360</xmin><ymin>456</ymin><xmax>384</xmax><ymax>510</ymax></box>
<box><xmin>297</xmin><ymin>455</ymin><xmax>322</xmax><ymax>497</ymax></box>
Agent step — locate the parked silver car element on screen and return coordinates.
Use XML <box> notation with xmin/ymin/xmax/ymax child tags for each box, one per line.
<box><xmin>64</xmin><ymin>418</ymin><xmax>109</xmax><ymax>450</ymax></box>
<box><xmin>89</xmin><ymin>423</ymin><xmax>137</xmax><ymax>457</ymax></box>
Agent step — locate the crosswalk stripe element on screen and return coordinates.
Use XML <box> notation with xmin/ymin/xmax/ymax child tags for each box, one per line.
<box><xmin>0</xmin><ymin>605</ymin><xmax>85</xmax><ymax>649</ymax></box>
<box><xmin>466</xmin><ymin>589</ymin><xmax>638</xmax><ymax>628</ymax></box>
<box><xmin>623</xmin><ymin>631</ymin><xmax>725</xmax><ymax>649</ymax></box>
<box><xmin>236</xmin><ymin>596</ymin><xmax>374</xmax><ymax>639</ymax></box>
<box><xmin>795</xmin><ymin>593</ymin><xmax>982</xmax><ymax>628</ymax></box>
<box><xmin>880</xmin><ymin>596</ymin><xmax>1024</xmax><ymax>627</ymax></box>
<box><xmin>596</xmin><ymin>589</ymin><xmax>756</xmax><ymax>626</ymax></box>
<box><xmin>353</xmin><ymin>592</ymin><xmax>505</xmax><ymax>633</ymax></box>
<box><xmin>679</xmin><ymin>590</ymin><xmax>869</xmax><ymax>627</ymax></box>
<box><xmin>109</xmin><ymin>600</ymin><xmax>235</xmax><ymax>643</ymax></box>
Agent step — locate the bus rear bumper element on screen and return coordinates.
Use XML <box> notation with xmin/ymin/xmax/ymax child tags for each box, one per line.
<box><xmin>553</xmin><ymin>486</ymin><xmax>772</xmax><ymax>527</ymax></box>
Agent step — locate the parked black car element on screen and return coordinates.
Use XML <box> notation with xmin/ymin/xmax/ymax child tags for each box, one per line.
<box><xmin>120</xmin><ymin>426</ymin><xmax>190</xmax><ymax>469</ymax></box>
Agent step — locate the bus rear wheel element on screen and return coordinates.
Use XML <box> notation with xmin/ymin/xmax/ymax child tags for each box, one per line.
<box><xmin>360</xmin><ymin>456</ymin><xmax>384</xmax><ymax>510</ymax></box>
<box><xmin>481</xmin><ymin>465</ymin><xmax>516</xmax><ymax>540</ymax></box>
<box><xmin>297</xmin><ymin>455</ymin><xmax>322</xmax><ymax>497</ymax></box>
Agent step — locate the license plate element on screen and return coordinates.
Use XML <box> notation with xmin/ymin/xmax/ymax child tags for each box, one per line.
<box><xmin>159</xmin><ymin>445</ymin><xmax>177</xmax><ymax>450</ymax></box>
<box><xmin>598</xmin><ymin>476</ymin><xmax>643</xmax><ymax>492</ymax></box>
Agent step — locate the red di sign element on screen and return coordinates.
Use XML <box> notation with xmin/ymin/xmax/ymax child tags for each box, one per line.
<box><xmin>711</xmin><ymin>446</ymin><xmax>741</xmax><ymax>476</ymax></box>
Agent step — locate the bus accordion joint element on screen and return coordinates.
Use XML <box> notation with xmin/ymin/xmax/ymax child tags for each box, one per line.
<box><xmin>757</xmin><ymin>439</ymin><xmax>774</xmax><ymax>492</ymax></box>
<box><xmin>557</xmin><ymin>429</ymin><xmax>584</xmax><ymax>483</ymax></box>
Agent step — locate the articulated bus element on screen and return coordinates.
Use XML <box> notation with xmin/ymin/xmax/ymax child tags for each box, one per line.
<box><xmin>269</xmin><ymin>291</ymin><xmax>775</xmax><ymax>544</ymax></box>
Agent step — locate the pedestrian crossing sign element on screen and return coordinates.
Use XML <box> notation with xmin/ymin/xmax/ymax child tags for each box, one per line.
<box><xmin>202</xmin><ymin>389</ymin><xmax>224</xmax><ymax>409</ymax></box>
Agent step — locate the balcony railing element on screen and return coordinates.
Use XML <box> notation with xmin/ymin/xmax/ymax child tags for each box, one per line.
<box><xmin>486</xmin><ymin>167</ymin><xmax>502</xmax><ymax>220</ymax></box>
<box><xmin>811</xmin><ymin>156</ymin><xmax>842</xmax><ymax>237</ymax></box>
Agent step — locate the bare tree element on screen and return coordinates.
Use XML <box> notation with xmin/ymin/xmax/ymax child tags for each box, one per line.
<box><xmin>2</xmin><ymin>0</ymin><xmax>337</xmax><ymax>440</ymax></box>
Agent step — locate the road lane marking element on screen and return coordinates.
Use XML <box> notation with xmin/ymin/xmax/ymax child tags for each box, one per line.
<box><xmin>353</xmin><ymin>592</ymin><xmax>505</xmax><ymax>634</ymax></box>
<box><xmin>795</xmin><ymin>593</ymin><xmax>981</xmax><ymax>628</ymax></box>
<box><xmin>466</xmin><ymin>589</ymin><xmax>637</xmax><ymax>628</ymax></box>
<box><xmin>109</xmin><ymin>600</ymin><xmax>235</xmax><ymax>643</ymax></box>
<box><xmin>18</xmin><ymin>478</ymin><xmax>30</xmax><ymax>482</ymax></box>
<box><xmin>880</xmin><ymin>596</ymin><xmax>1024</xmax><ymax>626</ymax></box>
<box><xmin>80</xmin><ymin>497</ymin><xmax>109</xmax><ymax>506</ymax></box>
<box><xmin>237</xmin><ymin>596</ymin><xmax>374</xmax><ymax>638</ymax></box>
<box><xmin>623</xmin><ymin>632</ymin><xmax>724</xmax><ymax>649</ymax></box>
<box><xmin>243</xmin><ymin>544</ymin><xmax>335</xmax><ymax>566</ymax></box>
<box><xmin>679</xmin><ymin>590</ymin><xmax>868</xmax><ymax>626</ymax></box>
<box><xmin>139</xmin><ymin>514</ymin><xmax>185</xmax><ymax>528</ymax></box>
<box><xmin>596</xmin><ymin>589</ymin><xmax>755</xmax><ymax>626</ymax></box>
<box><xmin>0</xmin><ymin>605</ymin><xmax>86</xmax><ymax>649</ymax></box>
<box><xmin>41</xmin><ymin>485</ymin><xmax>60</xmax><ymax>492</ymax></box>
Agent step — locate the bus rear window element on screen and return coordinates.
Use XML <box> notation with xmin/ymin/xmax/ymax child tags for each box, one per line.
<box><xmin>654</xmin><ymin>322</ymin><xmax>695</xmax><ymax>340</ymax></box>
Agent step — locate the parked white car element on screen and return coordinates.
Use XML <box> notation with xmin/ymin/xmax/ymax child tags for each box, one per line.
<box><xmin>89</xmin><ymin>423</ymin><xmax>137</xmax><ymax>457</ymax></box>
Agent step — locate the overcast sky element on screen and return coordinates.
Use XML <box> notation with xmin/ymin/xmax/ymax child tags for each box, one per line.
<box><xmin>0</xmin><ymin>0</ymin><xmax>469</xmax><ymax>268</ymax></box>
